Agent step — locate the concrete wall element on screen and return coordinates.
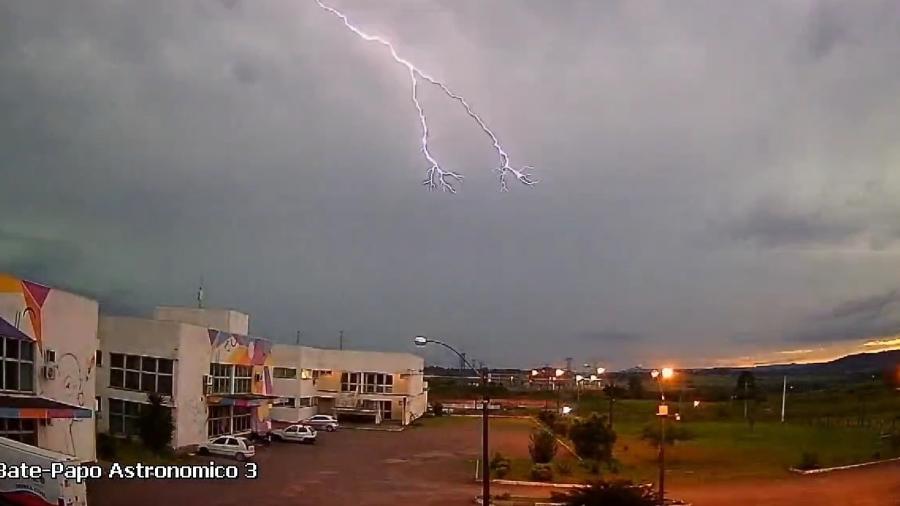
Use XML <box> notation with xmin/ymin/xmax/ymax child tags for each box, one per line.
<box><xmin>0</xmin><ymin>274</ymin><xmax>99</xmax><ymax>461</ymax></box>
<box><xmin>153</xmin><ymin>307</ymin><xmax>249</xmax><ymax>335</ymax></box>
<box><xmin>96</xmin><ymin>316</ymin><xmax>211</xmax><ymax>449</ymax></box>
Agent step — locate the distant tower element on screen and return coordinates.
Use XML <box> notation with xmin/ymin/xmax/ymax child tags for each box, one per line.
<box><xmin>197</xmin><ymin>278</ymin><xmax>204</xmax><ymax>309</ymax></box>
<box><xmin>565</xmin><ymin>357</ymin><xmax>573</xmax><ymax>371</ymax></box>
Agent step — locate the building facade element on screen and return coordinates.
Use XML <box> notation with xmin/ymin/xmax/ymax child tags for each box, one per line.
<box><xmin>269</xmin><ymin>346</ymin><xmax>427</xmax><ymax>426</ymax></box>
<box><xmin>0</xmin><ymin>274</ymin><xmax>96</xmax><ymax>461</ymax></box>
<box><xmin>98</xmin><ymin>306</ymin><xmax>427</xmax><ymax>449</ymax></box>
<box><xmin>96</xmin><ymin>308</ymin><xmax>276</xmax><ymax>449</ymax></box>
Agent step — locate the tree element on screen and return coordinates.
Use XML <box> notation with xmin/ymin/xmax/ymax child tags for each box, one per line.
<box><xmin>529</xmin><ymin>428</ymin><xmax>558</xmax><ymax>464</ymax></box>
<box><xmin>554</xmin><ymin>480</ymin><xmax>657</xmax><ymax>506</ymax></box>
<box><xmin>569</xmin><ymin>413</ymin><xmax>617</xmax><ymax>461</ymax></box>
<box><xmin>602</xmin><ymin>383</ymin><xmax>626</xmax><ymax>428</ymax></box>
<box><xmin>139</xmin><ymin>392</ymin><xmax>174</xmax><ymax>453</ymax></box>
<box><xmin>627</xmin><ymin>375</ymin><xmax>644</xmax><ymax>399</ymax></box>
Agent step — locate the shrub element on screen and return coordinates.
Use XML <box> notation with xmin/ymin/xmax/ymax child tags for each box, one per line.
<box><xmin>554</xmin><ymin>480</ymin><xmax>657</xmax><ymax>506</ymax></box>
<box><xmin>530</xmin><ymin>463</ymin><xmax>554</xmax><ymax>482</ymax></box>
<box><xmin>798</xmin><ymin>452</ymin><xmax>820</xmax><ymax>470</ymax></box>
<box><xmin>490</xmin><ymin>451</ymin><xmax>511</xmax><ymax>478</ymax></box>
<box><xmin>552</xmin><ymin>418</ymin><xmax>571</xmax><ymax>437</ymax></box>
<box><xmin>580</xmin><ymin>458</ymin><xmax>601</xmax><ymax>474</ymax></box>
<box><xmin>537</xmin><ymin>410</ymin><xmax>557</xmax><ymax>428</ymax></box>
<box><xmin>432</xmin><ymin>403</ymin><xmax>444</xmax><ymax>417</ymax></box>
<box><xmin>96</xmin><ymin>433</ymin><xmax>117</xmax><ymax>460</ymax></box>
<box><xmin>139</xmin><ymin>392</ymin><xmax>174</xmax><ymax>453</ymax></box>
<box><xmin>555</xmin><ymin>460</ymin><xmax>572</xmax><ymax>476</ymax></box>
<box><xmin>529</xmin><ymin>428</ymin><xmax>558</xmax><ymax>464</ymax></box>
<box><xmin>569</xmin><ymin>413</ymin><xmax>617</xmax><ymax>461</ymax></box>
<box><xmin>639</xmin><ymin>423</ymin><xmax>694</xmax><ymax>447</ymax></box>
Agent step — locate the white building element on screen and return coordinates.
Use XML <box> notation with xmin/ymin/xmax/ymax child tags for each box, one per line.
<box><xmin>97</xmin><ymin>307</ymin><xmax>276</xmax><ymax>449</ymax></box>
<box><xmin>0</xmin><ymin>274</ymin><xmax>97</xmax><ymax>461</ymax></box>
<box><xmin>269</xmin><ymin>345</ymin><xmax>427</xmax><ymax>426</ymax></box>
<box><xmin>97</xmin><ymin>305</ymin><xmax>427</xmax><ymax>450</ymax></box>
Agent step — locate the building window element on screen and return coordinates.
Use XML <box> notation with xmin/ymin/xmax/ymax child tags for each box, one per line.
<box><xmin>341</xmin><ymin>372</ymin><xmax>393</xmax><ymax>393</ymax></box>
<box><xmin>108</xmin><ymin>398</ymin><xmax>147</xmax><ymax>437</ymax></box>
<box><xmin>0</xmin><ymin>418</ymin><xmax>37</xmax><ymax>445</ymax></box>
<box><xmin>273</xmin><ymin>367</ymin><xmax>297</xmax><ymax>379</ymax></box>
<box><xmin>1</xmin><ymin>337</ymin><xmax>35</xmax><ymax>393</ymax></box>
<box><xmin>300</xmin><ymin>369</ymin><xmax>312</xmax><ymax>380</ymax></box>
<box><xmin>312</xmin><ymin>369</ymin><xmax>331</xmax><ymax>380</ymax></box>
<box><xmin>341</xmin><ymin>372</ymin><xmax>362</xmax><ymax>392</ymax></box>
<box><xmin>96</xmin><ymin>350</ymin><xmax>103</xmax><ymax>367</ymax></box>
<box><xmin>232</xmin><ymin>406</ymin><xmax>251</xmax><ymax>433</ymax></box>
<box><xmin>233</xmin><ymin>365</ymin><xmax>252</xmax><ymax>394</ymax></box>
<box><xmin>207</xmin><ymin>406</ymin><xmax>252</xmax><ymax>437</ymax></box>
<box><xmin>208</xmin><ymin>405</ymin><xmax>231</xmax><ymax>437</ymax></box>
<box><xmin>209</xmin><ymin>363</ymin><xmax>233</xmax><ymax>394</ymax></box>
<box><xmin>109</xmin><ymin>353</ymin><xmax>173</xmax><ymax>395</ymax></box>
<box><xmin>298</xmin><ymin>397</ymin><xmax>317</xmax><ymax>408</ymax></box>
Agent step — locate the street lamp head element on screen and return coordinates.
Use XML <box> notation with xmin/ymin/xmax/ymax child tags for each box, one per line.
<box><xmin>650</xmin><ymin>369</ymin><xmax>660</xmax><ymax>379</ymax></box>
<box><xmin>596</xmin><ymin>367</ymin><xmax>606</xmax><ymax>375</ymax></box>
<box><xmin>575</xmin><ymin>374</ymin><xmax>584</xmax><ymax>382</ymax></box>
<box><xmin>413</xmin><ymin>336</ymin><xmax>428</xmax><ymax>347</ymax></box>
<box><xmin>555</xmin><ymin>368</ymin><xmax>565</xmax><ymax>377</ymax></box>
<box><xmin>661</xmin><ymin>367</ymin><xmax>675</xmax><ymax>380</ymax></box>
<box><xmin>589</xmin><ymin>374</ymin><xmax>597</xmax><ymax>382</ymax></box>
<box><xmin>531</xmin><ymin>369</ymin><xmax>539</xmax><ymax>376</ymax></box>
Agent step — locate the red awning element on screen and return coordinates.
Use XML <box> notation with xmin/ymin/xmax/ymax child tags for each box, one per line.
<box><xmin>0</xmin><ymin>395</ymin><xmax>92</xmax><ymax>419</ymax></box>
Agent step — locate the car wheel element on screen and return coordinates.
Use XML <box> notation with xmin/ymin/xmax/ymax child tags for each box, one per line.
<box><xmin>235</xmin><ymin>452</ymin><xmax>246</xmax><ymax>462</ymax></box>
<box><xmin>198</xmin><ymin>447</ymin><xmax>209</xmax><ymax>456</ymax></box>
<box><xmin>327</xmin><ymin>426</ymin><xmax>335</xmax><ymax>432</ymax></box>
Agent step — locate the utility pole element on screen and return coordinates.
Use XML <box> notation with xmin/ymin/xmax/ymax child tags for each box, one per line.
<box><xmin>339</xmin><ymin>330</ymin><xmax>344</xmax><ymax>350</ymax></box>
<box><xmin>781</xmin><ymin>376</ymin><xmax>787</xmax><ymax>423</ymax></box>
<box><xmin>197</xmin><ymin>278</ymin><xmax>204</xmax><ymax>309</ymax></box>
<box><xmin>296</xmin><ymin>331</ymin><xmax>301</xmax><ymax>346</ymax></box>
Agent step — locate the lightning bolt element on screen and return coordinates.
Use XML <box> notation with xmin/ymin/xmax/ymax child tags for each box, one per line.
<box><xmin>314</xmin><ymin>0</ymin><xmax>537</xmax><ymax>192</ymax></box>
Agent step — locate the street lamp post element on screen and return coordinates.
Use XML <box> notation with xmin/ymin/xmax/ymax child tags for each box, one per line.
<box><xmin>415</xmin><ymin>336</ymin><xmax>490</xmax><ymax>505</ymax></box>
<box><xmin>651</xmin><ymin>367</ymin><xmax>674</xmax><ymax>506</ymax></box>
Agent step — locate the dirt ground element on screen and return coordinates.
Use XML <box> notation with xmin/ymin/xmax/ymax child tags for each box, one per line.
<box><xmin>87</xmin><ymin>418</ymin><xmax>900</xmax><ymax>506</ymax></box>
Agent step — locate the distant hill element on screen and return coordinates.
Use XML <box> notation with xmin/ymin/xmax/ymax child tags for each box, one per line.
<box><xmin>695</xmin><ymin>349</ymin><xmax>900</xmax><ymax>376</ymax></box>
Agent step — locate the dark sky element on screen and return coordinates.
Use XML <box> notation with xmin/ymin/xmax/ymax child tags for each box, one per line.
<box><xmin>3</xmin><ymin>0</ymin><xmax>900</xmax><ymax>368</ymax></box>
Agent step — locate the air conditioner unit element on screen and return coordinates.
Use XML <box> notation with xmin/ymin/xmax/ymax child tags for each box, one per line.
<box><xmin>205</xmin><ymin>375</ymin><xmax>214</xmax><ymax>386</ymax></box>
<box><xmin>42</xmin><ymin>365</ymin><xmax>57</xmax><ymax>380</ymax></box>
<box><xmin>44</xmin><ymin>349</ymin><xmax>56</xmax><ymax>364</ymax></box>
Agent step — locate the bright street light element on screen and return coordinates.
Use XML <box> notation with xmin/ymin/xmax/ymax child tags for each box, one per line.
<box><xmin>531</xmin><ymin>369</ymin><xmax>539</xmax><ymax>376</ymax></box>
<box><xmin>413</xmin><ymin>336</ymin><xmax>428</xmax><ymax>346</ymax></box>
<box><xmin>589</xmin><ymin>374</ymin><xmax>597</xmax><ymax>382</ymax></box>
<box><xmin>575</xmin><ymin>374</ymin><xmax>584</xmax><ymax>382</ymax></box>
<box><xmin>596</xmin><ymin>367</ymin><xmax>606</xmax><ymax>375</ymax></box>
<box><xmin>650</xmin><ymin>369</ymin><xmax>660</xmax><ymax>379</ymax></box>
<box><xmin>555</xmin><ymin>368</ymin><xmax>565</xmax><ymax>377</ymax></box>
<box><xmin>661</xmin><ymin>367</ymin><xmax>675</xmax><ymax>379</ymax></box>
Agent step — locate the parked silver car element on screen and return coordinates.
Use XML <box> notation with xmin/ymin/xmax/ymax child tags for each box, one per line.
<box><xmin>272</xmin><ymin>424</ymin><xmax>317</xmax><ymax>444</ymax></box>
<box><xmin>303</xmin><ymin>414</ymin><xmax>339</xmax><ymax>432</ymax></box>
<box><xmin>196</xmin><ymin>436</ymin><xmax>255</xmax><ymax>461</ymax></box>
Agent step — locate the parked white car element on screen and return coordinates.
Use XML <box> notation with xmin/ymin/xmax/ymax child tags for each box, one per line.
<box><xmin>303</xmin><ymin>414</ymin><xmax>340</xmax><ymax>432</ymax></box>
<box><xmin>272</xmin><ymin>424</ymin><xmax>317</xmax><ymax>444</ymax></box>
<box><xmin>197</xmin><ymin>436</ymin><xmax>256</xmax><ymax>461</ymax></box>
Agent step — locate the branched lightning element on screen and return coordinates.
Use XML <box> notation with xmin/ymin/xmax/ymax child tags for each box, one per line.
<box><xmin>314</xmin><ymin>0</ymin><xmax>537</xmax><ymax>192</ymax></box>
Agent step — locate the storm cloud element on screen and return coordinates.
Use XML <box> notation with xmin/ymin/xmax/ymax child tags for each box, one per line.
<box><xmin>2</xmin><ymin>0</ymin><xmax>900</xmax><ymax>368</ymax></box>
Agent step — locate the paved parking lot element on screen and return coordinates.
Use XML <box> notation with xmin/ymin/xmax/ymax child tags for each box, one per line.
<box><xmin>88</xmin><ymin>421</ymin><xmax>488</xmax><ymax>506</ymax></box>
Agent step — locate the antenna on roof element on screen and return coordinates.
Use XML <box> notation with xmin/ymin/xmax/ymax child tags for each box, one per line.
<box><xmin>197</xmin><ymin>277</ymin><xmax>204</xmax><ymax>309</ymax></box>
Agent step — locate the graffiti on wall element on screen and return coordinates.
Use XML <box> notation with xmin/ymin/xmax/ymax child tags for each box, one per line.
<box><xmin>0</xmin><ymin>273</ymin><xmax>50</xmax><ymax>349</ymax></box>
<box><xmin>208</xmin><ymin>330</ymin><xmax>274</xmax><ymax>395</ymax></box>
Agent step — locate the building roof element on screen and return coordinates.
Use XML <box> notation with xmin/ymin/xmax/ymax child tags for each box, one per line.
<box><xmin>0</xmin><ymin>315</ymin><xmax>32</xmax><ymax>341</ymax></box>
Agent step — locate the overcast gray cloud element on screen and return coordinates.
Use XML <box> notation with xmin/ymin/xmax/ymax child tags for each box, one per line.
<box><xmin>2</xmin><ymin>0</ymin><xmax>900</xmax><ymax>368</ymax></box>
